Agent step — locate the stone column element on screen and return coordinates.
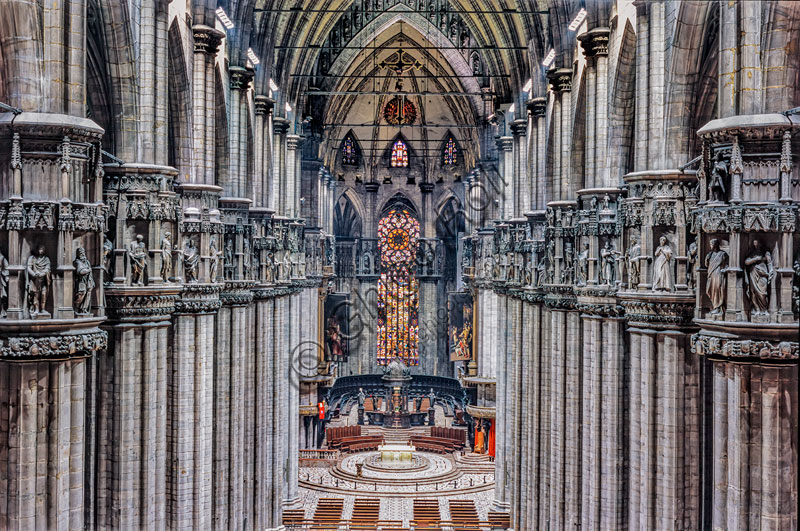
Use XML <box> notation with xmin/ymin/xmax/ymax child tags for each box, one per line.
<box><xmin>228</xmin><ymin>66</ymin><xmax>254</xmax><ymax>199</ymax></box>
<box><xmin>272</xmin><ymin>118</ymin><xmax>289</xmax><ymax>214</ymax></box>
<box><xmin>192</xmin><ymin>25</ymin><xmax>225</xmax><ymax>186</ymax></box>
<box><xmin>510</xmin><ymin>120</ymin><xmax>528</xmax><ymax>216</ymax></box>
<box><xmin>286</xmin><ymin>135</ymin><xmax>301</xmax><ymax>217</ymax></box>
<box><xmin>496</xmin><ymin>137</ymin><xmax>513</xmax><ymax>219</ymax></box>
<box><xmin>547</xmin><ymin>69</ymin><xmax>573</xmax><ymax>199</ymax></box>
<box><xmin>579</xmin><ymin>27</ymin><xmax>611</xmax><ymax>188</ymax></box>
<box><xmin>253</xmin><ymin>96</ymin><xmax>275</xmax><ymax>209</ymax></box>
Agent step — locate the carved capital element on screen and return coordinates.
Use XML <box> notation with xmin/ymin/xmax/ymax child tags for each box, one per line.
<box><xmin>547</xmin><ymin>68</ymin><xmax>573</xmax><ymax>93</ymax></box>
<box><xmin>193</xmin><ymin>25</ymin><xmax>225</xmax><ymax>55</ymax></box>
<box><xmin>578</xmin><ymin>27</ymin><xmax>610</xmax><ymax>58</ymax></box>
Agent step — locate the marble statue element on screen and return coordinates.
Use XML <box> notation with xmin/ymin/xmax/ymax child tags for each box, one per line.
<box><xmin>73</xmin><ymin>246</ymin><xmax>95</xmax><ymax>315</ymax></box>
<box><xmin>102</xmin><ymin>236</ymin><xmax>113</xmax><ymax>277</ymax></box>
<box><xmin>26</xmin><ymin>245</ymin><xmax>52</xmax><ymax>316</ymax></box>
<box><xmin>687</xmin><ymin>240</ymin><xmax>698</xmax><ymax>290</ymax></box>
<box><xmin>183</xmin><ymin>238</ymin><xmax>199</xmax><ymax>283</ymax></box>
<box><xmin>428</xmin><ymin>388</ymin><xmax>436</xmax><ymax>408</ymax></box>
<box><xmin>161</xmin><ymin>232</ymin><xmax>173</xmax><ymax>282</ymax></box>
<box><xmin>358</xmin><ymin>388</ymin><xmax>366</xmax><ymax>408</ymax></box>
<box><xmin>243</xmin><ymin>238</ymin><xmax>251</xmax><ymax>279</ymax></box>
<box><xmin>652</xmin><ymin>236</ymin><xmax>674</xmax><ymax>291</ymax></box>
<box><xmin>535</xmin><ymin>253</ymin><xmax>546</xmax><ymax>287</ymax></box>
<box><xmin>576</xmin><ymin>242</ymin><xmax>589</xmax><ymax>286</ymax></box>
<box><xmin>265</xmin><ymin>251</ymin><xmax>274</xmax><ymax>282</ymax></box>
<box><xmin>705</xmin><ymin>239</ymin><xmax>728</xmax><ymax>316</ymax></box>
<box><xmin>128</xmin><ymin>234</ymin><xmax>147</xmax><ymax>285</ymax></box>
<box><xmin>209</xmin><ymin>236</ymin><xmax>221</xmax><ymax>282</ymax></box>
<box><xmin>0</xmin><ymin>249</ymin><xmax>9</xmax><ymax>317</ymax></box>
<box><xmin>561</xmin><ymin>243</ymin><xmax>574</xmax><ymax>284</ymax></box>
<box><xmin>361</xmin><ymin>249</ymin><xmax>373</xmax><ymax>275</ymax></box>
<box><xmin>744</xmin><ymin>239</ymin><xmax>774</xmax><ymax>315</ymax></box>
<box><xmin>709</xmin><ymin>150</ymin><xmax>728</xmax><ymax>202</ymax></box>
<box><xmin>224</xmin><ymin>239</ymin><xmax>233</xmax><ymax>280</ymax></box>
<box><xmin>626</xmin><ymin>236</ymin><xmax>641</xmax><ymax>288</ymax></box>
<box><xmin>600</xmin><ymin>240</ymin><xmax>618</xmax><ymax>285</ymax></box>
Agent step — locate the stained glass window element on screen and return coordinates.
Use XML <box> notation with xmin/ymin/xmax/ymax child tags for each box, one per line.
<box><xmin>377</xmin><ymin>208</ymin><xmax>420</xmax><ymax>366</ymax></box>
<box><xmin>443</xmin><ymin>137</ymin><xmax>457</xmax><ymax>165</ymax></box>
<box><xmin>342</xmin><ymin>136</ymin><xmax>358</xmax><ymax>165</ymax></box>
<box><xmin>391</xmin><ymin>139</ymin><xmax>409</xmax><ymax>167</ymax></box>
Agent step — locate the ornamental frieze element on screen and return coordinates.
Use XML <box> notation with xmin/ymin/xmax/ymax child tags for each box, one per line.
<box><xmin>0</xmin><ymin>200</ymin><xmax>107</xmax><ymax>232</ymax></box>
<box><xmin>694</xmin><ymin>205</ymin><xmax>796</xmax><ymax>233</ymax></box>
<box><xmin>691</xmin><ymin>333</ymin><xmax>798</xmax><ymax>361</ymax></box>
<box><xmin>220</xmin><ymin>280</ymin><xmax>256</xmax><ymax>306</ymax></box>
<box><xmin>620</xmin><ymin>298</ymin><xmax>695</xmax><ymax>328</ymax></box>
<box><xmin>105</xmin><ymin>292</ymin><xmax>179</xmax><ymax>320</ymax></box>
<box><xmin>576</xmin><ymin>302</ymin><xmax>624</xmax><ymax>317</ymax></box>
<box><xmin>0</xmin><ymin>330</ymin><xmax>107</xmax><ymax>360</ymax></box>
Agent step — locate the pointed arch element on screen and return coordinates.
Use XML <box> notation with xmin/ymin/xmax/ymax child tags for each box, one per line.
<box><xmin>607</xmin><ymin>20</ymin><xmax>637</xmax><ymax>181</ymax></box>
<box><xmin>438</xmin><ymin>132</ymin><xmax>462</xmax><ymax>167</ymax></box>
<box><xmin>435</xmin><ymin>193</ymin><xmax>466</xmax><ymax>241</ymax></box>
<box><xmin>380</xmin><ymin>192</ymin><xmax>419</xmax><ymax>219</ymax></box>
<box><xmin>167</xmin><ymin>19</ymin><xmax>193</xmax><ymax>181</ymax></box>
<box><xmin>334</xmin><ymin>190</ymin><xmax>363</xmax><ymax>238</ymax></box>
<box><xmin>340</xmin><ymin>130</ymin><xmax>363</xmax><ymax>167</ymax></box>
<box><xmin>383</xmin><ymin>133</ymin><xmax>415</xmax><ymax>168</ymax></box>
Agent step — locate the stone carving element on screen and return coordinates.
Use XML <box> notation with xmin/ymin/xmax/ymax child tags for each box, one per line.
<box><xmin>358</xmin><ymin>387</ymin><xmax>366</xmax><ymax>407</ymax></box>
<box><xmin>561</xmin><ymin>243</ymin><xmax>574</xmax><ymax>284</ymax></box>
<box><xmin>26</xmin><ymin>245</ymin><xmax>52</xmax><ymax>317</ymax></box>
<box><xmin>361</xmin><ymin>248</ymin><xmax>374</xmax><ymax>275</ymax></box>
<box><xmin>705</xmin><ymin>239</ymin><xmax>728</xmax><ymax>317</ymax></box>
<box><xmin>535</xmin><ymin>252</ymin><xmax>546</xmax><ymax>287</ymax></box>
<box><xmin>243</xmin><ymin>238</ymin><xmax>251</xmax><ymax>279</ymax></box>
<box><xmin>744</xmin><ymin>239</ymin><xmax>774</xmax><ymax>317</ymax></box>
<box><xmin>224</xmin><ymin>238</ymin><xmax>234</xmax><ymax>280</ymax></box>
<box><xmin>600</xmin><ymin>240</ymin><xmax>619</xmax><ymax>286</ymax></box>
<box><xmin>1</xmin><ymin>330</ymin><xmax>108</xmax><ymax>359</ymax></box>
<box><xmin>183</xmin><ymin>238</ymin><xmax>199</xmax><ymax>283</ymax></box>
<box><xmin>793</xmin><ymin>254</ymin><xmax>800</xmax><ymax>316</ymax></box>
<box><xmin>161</xmin><ymin>232</ymin><xmax>173</xmax><ymax>282</ymax></box>
<box><xmin>0</xmin><ymin>249</ymin><xmax>9</xmax><ymax>317</ymax></box>
<box><xmin>73</xmin><ymin>247</ymin><xmax>95</xmax><ymax>315</ymax></box>
<box><xmin>626</xmin><ymin>236</ymin><xmax>641</xmax><ymax>288</ymax></box>
<box><xmin>103</xmin><ymin>237</ymin><xmax>113</xmax><ymax>277</ymax></box>
<box><xmin>265</xmin><ymin>251</ymin><xmax>274</xmax><ymax>283</ymax></box>
<box><xmin>210</xmin><ymin>236</ymin><xmax>221</xmax><ymax>282</ymax></box>
<box><xmin>423</xmin><ymin>243</ymin><xmax>436</xmax><ymax>276</ymax></box>
<box><xmin>709</xmin><ymin>150</ymin><xmax>728</xmax><ymax>202</ymax></box>
<box><xmin>652</xmin><ymin>236</ymin><xmax>674</xmax><ymax>291</ymax></box>
<box><xmin>576</xmin><ymin>242</ymin><xmax>589</xmax><ymax>286</ymax></box>
<box><xmin>128</xmin><ymin>234</ymin><xmax>147</xmax><ymax>285</ymax></box>
<box><xmin>687</xmin><ymin>240</ymin><xmax>698</xmax><ymax>290</ymax></box>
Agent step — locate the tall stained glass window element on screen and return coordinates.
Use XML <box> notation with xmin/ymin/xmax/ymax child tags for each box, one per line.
<box><xmin>342</xmin><ymin>136</ymin><xmax>358</xmax><ymax>165</ymax></box>
<box><xmin>443</xmin><ymin>137</ymin><xmax>457</xmax><ymax>165</ymax></box>
<box><xmin>377</xmin><ymin>208</ymin><xmax>420</xmax><ymax>365</ymax></box>
<box><xmin>391</xmin><ymin>139</ymin><xmax>409</xmax><ymax>167</ymax></box>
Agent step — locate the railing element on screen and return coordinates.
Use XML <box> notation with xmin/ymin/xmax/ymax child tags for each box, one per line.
<box><xmin>282</xmin><ymin>520</ymin><xmax>510</xmax><ymax>530</ymax></box>
<box><xmin>299</xmin><ymin>449</ymin><xmax>340</xmax><ymax>461</ymax></box>
<box><xmin>336</xmin><ymin>240</ymin><xmax>357</xmax><ymax>278</ymax></box>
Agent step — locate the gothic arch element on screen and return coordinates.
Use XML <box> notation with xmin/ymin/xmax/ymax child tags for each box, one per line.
<box><xmin>167</xmin><ymin>19</ymin><xmax>193</xmax><ymax>181</ymax></box>
<box><xmin>607</xmin><ymin>20</ymin><xmax>637</xmax><ymax>180</ymax></box>
<box><xmin>334</xmin><ymin>190</ymin><xmax>364</xmax><ymax>238</ymax></box>
<box><xmin>380</xmin><ymin>192</ymin><xmax>418</xmax><ymax>219</ymax></box>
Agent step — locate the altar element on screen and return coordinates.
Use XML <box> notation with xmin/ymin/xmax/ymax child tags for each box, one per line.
<box><xmin>378</xmin><ymin>443</ymin><xmax>415</xmax><ymax>463</ymax></box>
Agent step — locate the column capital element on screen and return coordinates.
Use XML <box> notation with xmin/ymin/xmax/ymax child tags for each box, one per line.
<box><xmin>286</xmin><ymin>134</ymin><xmax>302</xmax><ymax>150</ymax></box>
<box><xmin>496</xmin><ymin>136</ymin><xmax>514</xmax><ymax>151</ymax></box>
<box><xmin>510</xmin><ymin>119</ymin><xmax>527</xmax><ymax>137</ymax></box>
<box><xmin>546</xmin><ymin>68</ymin><xmax>573</xmax><ymax>93</ymax></box>
<box><xmin>273</xmin><ymin>117</ymin><xmax>290</xmax><ymax>134</ymax></box>
<box><xmin>578</xmin><ymin>27</ymin><xmax>610</xmax><ymax>58</ymax></box>
<box><xmin>229</xmin><ymin>66</ymin><xmax>254</xmax><ymax>91</ymax></box>
<box><xmin>527</xmin><ymin>97</ymin><xmax>547</xmax><ymax>118</ymax></box>
<box><xmin>192</xmin><ymin>25</ymin><xmax>225</xmax><ymax>55</ymax></box>
<box><xmin>419</xmin><ymin>182</ymin><xmax>435</xmax><ymax>193</ymax></box>
<box><xmin>254</xmin><ymin>95</ymin><xmax>275</xmax><ymax>115</ymax></box>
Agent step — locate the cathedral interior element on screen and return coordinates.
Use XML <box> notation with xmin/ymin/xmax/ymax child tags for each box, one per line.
<box><xmin>0</xmin><ymin>0</ymin><xmax>798</xmax><ymax>529</ymax></box>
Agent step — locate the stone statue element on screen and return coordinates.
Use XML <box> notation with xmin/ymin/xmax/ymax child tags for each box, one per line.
<box><xmin>283</xmin><ymin>253</ymin><xmax>291</xmax><ymax>280</ymax></box>
<box><xmin>183</xmin><ymin>238</ymin><xmax>199</xmax><ymax>283</ymax></box>
<box><xmin>626</xmin><ymin>236</ymin><xmax>641</xmax><ymax>288</ymax></box>
<box><xmin>209</xmin><ymin>236</ymin><xmax>221</xmax><ymax>282</ymax></box>
<box><xmin>73</xmin><ymin>246</ymin><xmax>95</xmax><ymax>315</ymax></box>
<box><xmin>358</xmin><ymin>387</ymin><xmax>366</xmax><ymax>408</ymax></box>
<box><xmin>424</xmin><ymin>245</ymin><xmax>435</xmax><ymax>275</ymax></box>
<box><xmin>576</xmin><ymin>242</ymin><xmax>589</xmax><ymax>286</ymax></box>
<box><xmin>600</xmin><ymin>240</ymin><xmax>618</xmax><ymax>285</ymax></box>
<box><xmin>428</xmin><ymin>388</ymin><xmax>436</xmax><ymax>408</ymax></box>
<box><xmin>160</xmin><ymin>232</ymin><xmax>173</xmax><ymax>282</ymax></box>
<box><xmin>536</xmin><ymin>253</ymin><xmax>546</xmax><ymax>287</ymax></box>
<box><xmin>361</xmin><ymin>249</ymin><xmax>373</xmax><ymax>275</ymax></box>
<box><xmin>128</xmin><ymin>234</ymin><xmax>147</xmax><ymax>285</ymax></box>
<box><xmin>0</xmin><ymin>249</ymin><xmax>9</xmax><ymax>317</ymax></box>
<box><xmin>243</xmin><ymin>238</ymin><xmax>251</xmax><ymax>279</ymax></box>
<box><xmin>265</xmin><ymin>251</ymin><xmax>274</xmax><ymax>282</ymax></box>
<box><xmin>102</xmin><ymin>237</ymin><xmax>113</xmax><ymax>277</ymax></box>
<box><xmin>792</xmin><ymin>255</ymin><xmax>800</xmax><ymax>316</ymax></box>
<box><xmin>224</xmin><ymin>239</ymin><xmax>233</xmax><ymax>280</ymax></box>
<box><xmin>704</xmin><ymin>239</ymin><xmax>728</xmax><ymax>316</ymax></box>
<box><xmin>652</xmin><ymin>236</ymin><xmax>674</xmax><ymax>291</ymax></box>
<box><xmin>709</xmin><ymin>150</ymin><xmax>727</xmax><ymax>202</ymax></box>
<box><xmin>26</xmin><ymin>245</ymin><xmax>52</xmax><ymax>316</ymax></box>
<box><xmin>687</xmin><ymin>240</ymin><xmax>698</xmax><ymax>290</ymax></box>
<box><xmin>561</xmin><ymin>243</ymin><xmax>574</xmax><ymax>284</ymax></box>
<box><xmin>744</xmin><ymin>239</ymin><xmax>774</xmax><ymax>316</ymax></box>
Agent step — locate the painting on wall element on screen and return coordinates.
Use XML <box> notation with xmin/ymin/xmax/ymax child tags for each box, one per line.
<box><xmin>448</xmin><ymin>291</ymin><xmax>473</xmax><ymax>362</ymax></box>
<box><xmin>324</xmin><ymin>292</ymin><xmax>350</xmax><ymax>362</ymax></box>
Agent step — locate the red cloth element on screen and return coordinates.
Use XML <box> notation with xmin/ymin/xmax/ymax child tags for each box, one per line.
<box><xmin>488</xmin><ymin>420</ymin><xmax>496</xmax><ymax>457</ymax></box>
